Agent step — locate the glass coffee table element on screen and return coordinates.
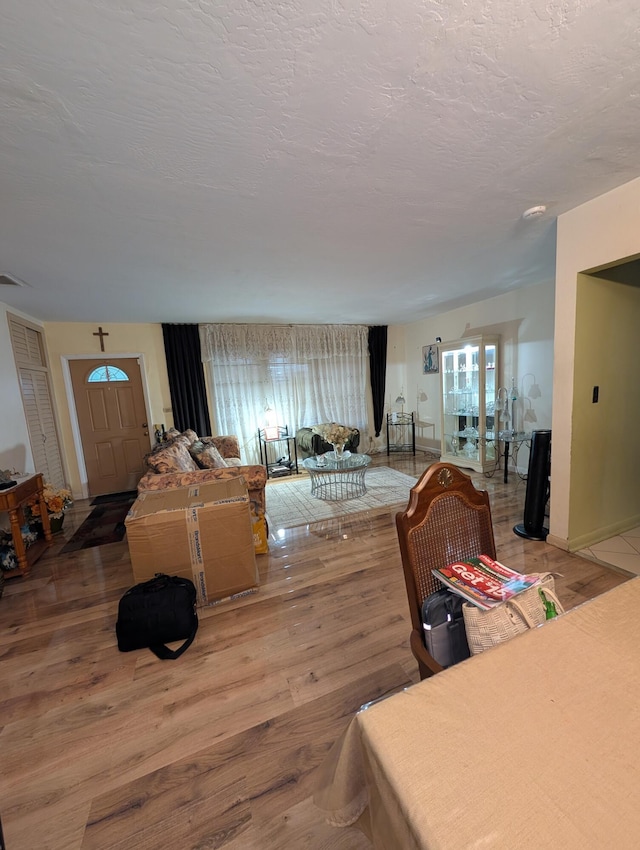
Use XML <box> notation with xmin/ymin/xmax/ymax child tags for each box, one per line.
<box><xmin>302</xmin><ymin>452</ymin><xmax>371</xmax><ymax>501</ymax></box>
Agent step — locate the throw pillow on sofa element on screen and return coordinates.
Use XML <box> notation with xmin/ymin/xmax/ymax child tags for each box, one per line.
<box><xmin>189</xmin><ymin>440</ymin><xmax>228</xmax><ymax>469</ymax></box>
<box><xmin>204</xmin><ymin>435</ymin><xmax>240</xmax><ymax>460</ymax></box>
<box><xmin>146</xmin><ymin>441</ymin><xmax>198</xmax><ymax>474</ymax></box>
<box><xmin>164</xmin><ymin>428</ymin><xmax>198</xmax><ymax>445</ymax></box>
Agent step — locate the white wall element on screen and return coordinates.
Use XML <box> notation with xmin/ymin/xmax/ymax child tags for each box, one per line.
<box><xmin>394</xmin><ymin>280</ymin><xmax>556</xmax><ymax>467</ymax></box>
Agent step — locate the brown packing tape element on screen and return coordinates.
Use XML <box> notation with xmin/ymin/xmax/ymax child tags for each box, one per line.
<box><xmin>126</xmin><ymin>478</ymin><xmax>258</xmax><ymax>605</ymax></box>
<box><xmin>185</xmin><ymin>506</ymin><xmax>207</xmax><ymax>604</ymax></box>
<box><xmin>204</xmin><ymin>586</ymin><xmax>259</xmax><ymax>608</ymax></box>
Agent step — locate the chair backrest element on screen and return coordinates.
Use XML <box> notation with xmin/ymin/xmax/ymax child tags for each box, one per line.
<box><xmin>396</xmin><ymin>462</ymin><xmax>496</xmax><ymax>642</ymax></box>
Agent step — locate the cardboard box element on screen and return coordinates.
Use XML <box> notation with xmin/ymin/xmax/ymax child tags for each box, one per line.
<box><xmin>125</xmin><ymin>478</ymin><xmax>259</xmax><ymax>606</ymax></box>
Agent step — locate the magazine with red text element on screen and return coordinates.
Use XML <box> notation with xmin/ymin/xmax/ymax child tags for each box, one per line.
<box><xmin>432</xmin><ymin>555</ymin><xmax>540</xmax><ymax>610</ymax></box>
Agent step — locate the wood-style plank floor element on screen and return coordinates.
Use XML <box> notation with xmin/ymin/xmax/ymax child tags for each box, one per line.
<box><xmin>0</xmin><ymin>454</ymin><xmax>632</xmax><ymax>849</ymax></box>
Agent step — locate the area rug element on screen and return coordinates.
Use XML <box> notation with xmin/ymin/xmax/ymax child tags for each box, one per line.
<box><xmin>265</xmin><ymin>467</ymin><xmax>418</xmax><ymax>530</ymax></box>
<box><xmin>90</xmin><ymin>490</ymin><xmax>137</xmax><ymax>506</ymax></box>
<box><xmin>60</xmin><ymin>494</ymin><xmax>137</xmax><ymax>553</ymax></box>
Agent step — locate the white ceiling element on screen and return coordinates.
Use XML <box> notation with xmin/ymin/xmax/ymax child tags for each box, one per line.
<box><xmin>2</xmin><ymin>1</ymin><xmax>640</xmax><ymax>326</ymax></box>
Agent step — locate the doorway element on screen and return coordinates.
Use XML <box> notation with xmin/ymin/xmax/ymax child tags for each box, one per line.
<box><xmin>69</xmin><ymin>358</ymin><xmax>150</xmax><ymax>496</ymax></box>
<box><xmin>566</xmin><ymin>261</ymin><xmax>640</xmax><ymax>550</ymax></box>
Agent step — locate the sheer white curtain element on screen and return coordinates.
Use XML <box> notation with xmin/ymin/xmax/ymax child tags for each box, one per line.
<box><xmin>199</xmin><ymin>324</ymin><xmax>369</xmax><ymax>464</ymax></box>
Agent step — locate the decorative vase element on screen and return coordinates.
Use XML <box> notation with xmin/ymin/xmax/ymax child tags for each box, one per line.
<box><xmin>332</xmin><ymin>443</ymin><xmax>345</xmax><ymax>459</ymax></box>
<box><xmin>463</xmin><ymin>439</ymin><xmax>476</xmax><ymax>458</ymax></box>
<box><xmin>49</xmin><ymin>514</ymin><xmax>65</xmax><ymax>534</ymax></box>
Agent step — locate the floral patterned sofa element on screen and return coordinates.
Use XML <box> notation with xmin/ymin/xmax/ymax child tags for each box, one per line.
<box><xmin>137</xmin><ymin>430</ymin><xmax>267</xmax><ymax>530</ymax></box>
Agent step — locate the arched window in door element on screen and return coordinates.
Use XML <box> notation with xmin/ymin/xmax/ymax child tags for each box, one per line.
<box><xmin>87</xmin><ymin>365</ymin><xmax>129</xmax><ymax>383</ymax></box>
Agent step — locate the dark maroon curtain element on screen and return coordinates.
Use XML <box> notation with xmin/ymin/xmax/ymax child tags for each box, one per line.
<box><xmin>368</xmin><ymin>326</ymin><xmax>387</xmax><ymax>437</ymax></box>
<box><xmin>162</xmin><ymin>324</ymin><xmax>212</xmax><ymax>436</ymax></box>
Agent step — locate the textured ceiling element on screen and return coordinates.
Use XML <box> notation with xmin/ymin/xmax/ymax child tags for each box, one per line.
<box><xmin>1</xmin><ymin>0</ymin><xmax>640</xmax><ymax>325</ymax></box>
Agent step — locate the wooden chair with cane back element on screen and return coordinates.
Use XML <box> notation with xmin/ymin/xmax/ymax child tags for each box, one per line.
<box><xmin>395</xmin><ymin>462</ymin><xmax>496</xmax><ymax>680</ymax></box>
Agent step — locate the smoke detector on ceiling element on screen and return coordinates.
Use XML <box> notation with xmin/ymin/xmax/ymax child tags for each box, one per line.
<box><xmin>522</xmin><ymin>205</ymin><xmax>547</xmax><ymax>220</ymax></box>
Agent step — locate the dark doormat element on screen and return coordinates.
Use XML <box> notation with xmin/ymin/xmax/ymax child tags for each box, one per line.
<box><xmin>61</xmin><ymin>496</ymin><xmax>137</xmax><ymax>553</ymax></box>
<box><xmin>90</xmin><ymin>490</ymin><xmax>138</xmax><ymax>506</ymax></box>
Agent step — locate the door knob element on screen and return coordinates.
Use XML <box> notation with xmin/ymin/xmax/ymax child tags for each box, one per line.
<box><xmin>142</xmin><ymin>422</ymin><xmax>148</xmax><ymax>428</ymax></box>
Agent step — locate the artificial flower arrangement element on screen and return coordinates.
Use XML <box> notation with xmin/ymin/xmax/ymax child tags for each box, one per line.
<box><xmin>314</xmin><ymin>422</ymin><xmax>354</xmax><ymax>447</ymax></box>
<box><xmin>26</xmin><ymin>483</ymin><xmax>73</xmax><ymax>520</ymax></box>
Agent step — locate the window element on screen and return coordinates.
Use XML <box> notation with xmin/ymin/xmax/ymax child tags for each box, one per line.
<box><xmin>200</xmin><ymin>324</ymin><xmax>369</xmax><ymax>464</ymax></box>
<box><xmin>87</xmin><ymin>365</ymin><xmax>129</xmax><ymax>383</ymax></box>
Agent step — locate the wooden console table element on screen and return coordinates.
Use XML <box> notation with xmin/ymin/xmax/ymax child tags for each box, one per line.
<box><xmin>0</xmin><ymin>474</ymin><xmax>52</xmax><ymax>577</ymax></box>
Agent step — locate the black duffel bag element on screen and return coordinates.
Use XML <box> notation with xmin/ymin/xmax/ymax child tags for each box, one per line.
<box><xmin>116</xmin><ymin>573</ymin><xmax>198</xmax><ymax>659</ymax></box>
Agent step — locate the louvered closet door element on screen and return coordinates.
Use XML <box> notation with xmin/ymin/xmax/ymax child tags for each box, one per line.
<box><xmin>11</xmin><ymin>321</ymin><xmax>43</xmax><ymax>364</ymax></box>
<box><xmin>8</xmin><ymin>314</ymin><xmax>66</xmax><ymax>490</ymax></box>
<box><xmin>19</xmin><ymin>369</ymin><xmax>65</xmax><ymax>488</ymax></box>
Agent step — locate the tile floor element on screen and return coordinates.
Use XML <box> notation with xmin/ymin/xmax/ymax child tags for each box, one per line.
<box><xmin>578</xmin><ymin>526</ymin><xmax>640</xmax><ymax>576</ymax></box>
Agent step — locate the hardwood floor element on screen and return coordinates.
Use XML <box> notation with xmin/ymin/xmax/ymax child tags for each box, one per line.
<box><xmin>0</xmin><ymin>454</ymin><xmax>632</xmax><ymax>850</ymax></box>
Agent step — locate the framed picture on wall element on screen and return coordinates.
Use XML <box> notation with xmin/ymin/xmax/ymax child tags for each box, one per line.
<box><xmin>423</xmin><ymin>344</ymin><xmax>439</xmax><ymax>374</ymax></box>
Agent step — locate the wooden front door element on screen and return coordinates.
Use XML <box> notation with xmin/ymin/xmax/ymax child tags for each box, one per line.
<box><xmin>69</xmin><ymin>358</ymin><xmax>150</xmax><ymax>496</ymax></box>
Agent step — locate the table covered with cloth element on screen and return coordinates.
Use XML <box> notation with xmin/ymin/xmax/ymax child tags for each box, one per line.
<box><xmin>314</xmin><ymin>577</ymin><xmax>640</xmax><ymax>849</ymax></box>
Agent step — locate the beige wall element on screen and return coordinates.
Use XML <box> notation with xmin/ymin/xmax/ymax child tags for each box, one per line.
<box><xmin>6</xmin><ymin>198</ymin><xmax>636</xmax><ymax>527</ymax></box>
<box><xmin>568</xmin><ymin>275</ymin><xmax>640</xmax><ymax>547</ymax></box>
<box><xmin>395</xmin><ymin>280</ymin><xmax>555</xmax><ymax>464</ymax></box>
<box><xmin>43</xmin><ymin>323</ymin><xmax>172</xmax><ymax>498</ymax></box>
<box><xmin>552</xmin><ymin>175</ymin><xmax>640</xmax><ymax>549</ymax></box>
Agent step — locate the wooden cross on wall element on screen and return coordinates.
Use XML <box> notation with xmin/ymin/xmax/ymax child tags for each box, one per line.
<box><xmin>93</xmin><ymin>326</ymin><xmax>109</xmax><ymax>352</ymax></box>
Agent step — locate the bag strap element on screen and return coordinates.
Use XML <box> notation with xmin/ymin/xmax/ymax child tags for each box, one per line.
<box><xmin>148</xmin><ymin>621</ymin><xmax>198</xmax><ymax>660</ymax></box>
<box><xmin>504</xmin><ymin>597</ymin><xmax>537</xmax><ymax>629</ymax></box>
<box><xmin>505</xmin><ymin>584</ymin><xmax>566</xmax><ymax>631</ymax></box>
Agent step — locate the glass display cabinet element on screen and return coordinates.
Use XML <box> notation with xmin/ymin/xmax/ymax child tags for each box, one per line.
<box><xmin>440</xmin><ymin>336</ymin><xmax>499</xmax><ymax>473</ymax></box>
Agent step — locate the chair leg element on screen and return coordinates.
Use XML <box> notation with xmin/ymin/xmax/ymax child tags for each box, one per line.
<box><xmin>417</xmin><ymin>658</ymin><xmax>438</xmax><ymax>680</ymax></box>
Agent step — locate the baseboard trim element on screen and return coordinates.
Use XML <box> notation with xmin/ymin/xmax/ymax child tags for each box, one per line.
<box><xmin>546</xmin><ymin>533</ymin><xmax>569</xmax><ymax>551</ymax></box>
<box><xmin>547</xmin><ymin>514</ymin><xmax>640</xmax><ymax>554</ymax></box>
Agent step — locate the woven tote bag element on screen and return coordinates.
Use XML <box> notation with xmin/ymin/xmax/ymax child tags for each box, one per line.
<box><xmin>462</xmin><ymin>573</ymin><xmax>564</xmax><ymax>655</ymax></box>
